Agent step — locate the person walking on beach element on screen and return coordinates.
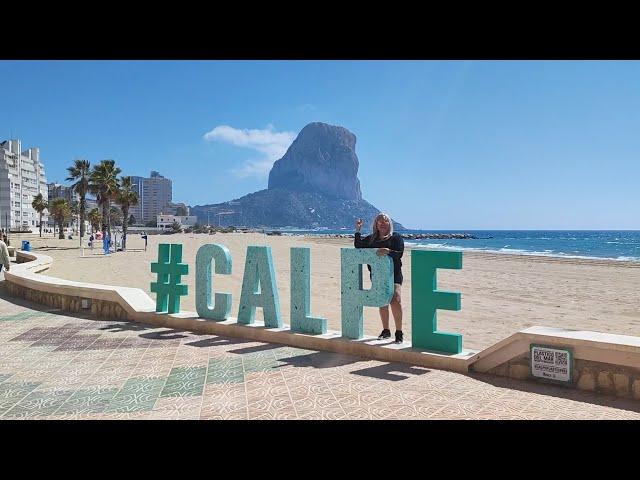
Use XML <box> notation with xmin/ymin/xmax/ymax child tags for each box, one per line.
<box><xmin>354</xmin><ymin>213</ymin><xmax>405</xmax><ymax>343</ymax></box>
<box><xmin>0</xmin><ymin>237</ymin><xmax>10</xmax><ymax>273</ymax></box>
<box><xmin>103</xmin><ymin>233</ymin><xmax>110</xmax><ymax>256</ymax></box>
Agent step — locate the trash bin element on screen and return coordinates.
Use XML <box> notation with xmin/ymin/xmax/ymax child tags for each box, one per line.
<box><xmin>21</xmin><ymin>240</ymin><xmax>30</xmax><ymax>251</ymax></box>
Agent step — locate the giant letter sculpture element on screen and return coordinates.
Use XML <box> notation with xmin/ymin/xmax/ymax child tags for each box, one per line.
<box><xmin>411</xmin><ymin>250</ymin><xmax>463</xmax><ymax>354</ymax></box>
<box><xmin>341</xmin><ymin>248</ymin><xmax>393</xmax><ymax>340</ymax></box>
<box><xmin>290</xmin><ymin>247</ymin><xmax>327</xmax><ymax>334</ymax></box>
<box><xmin>238</xmin><ymin>246</ymin><xmax>282</xmax><ymax>328</ymax></box>
<box><xmin>150</xmin><ymin>243</ymin><xmax>189</xmax><ymax>314</ymax></box>
<box><xmin>196</xmin><ymin>244</ymin><xmax>232</xmax><ymax>321</ymax></box>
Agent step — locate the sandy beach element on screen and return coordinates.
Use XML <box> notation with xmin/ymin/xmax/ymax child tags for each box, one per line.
<box><xmin>10</xmin><ymin>232</ymin><xmax>640</xmax><ymax>352</ymax></box>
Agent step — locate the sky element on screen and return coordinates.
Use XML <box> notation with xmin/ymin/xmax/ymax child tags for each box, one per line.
<box><xmin>1</xmin><ymin>60</ymin><xmax>639</xmax><ymax>230</ymax></box>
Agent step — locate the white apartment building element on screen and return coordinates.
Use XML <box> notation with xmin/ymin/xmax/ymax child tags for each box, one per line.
<box><xmin>0</xmin><ymin>139</ymin><xmax>48</xmax><ymax>231</ymax></box>
<box><xmin>157</xmin><ymin>214</ymin><xmax>198</xmax><ymax>230</ymax></box>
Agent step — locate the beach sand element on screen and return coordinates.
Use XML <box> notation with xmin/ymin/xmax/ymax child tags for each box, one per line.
<box><xmin>13</xmin><ymin>232</ymin><xmax>640</xmax><ymax>352</ymax></box>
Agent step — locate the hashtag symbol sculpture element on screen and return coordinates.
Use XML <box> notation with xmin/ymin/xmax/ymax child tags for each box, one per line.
<box><xmin>150</xmin><ymin>243</ymin><xmax>189</xmax><ymax>314</ymax></box>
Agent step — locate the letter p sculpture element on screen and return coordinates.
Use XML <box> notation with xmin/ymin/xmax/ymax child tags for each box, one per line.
<box><xmin>340</xmin><ymin>248</ymin><xmax>394</xmax><ymax>339</ymax></box>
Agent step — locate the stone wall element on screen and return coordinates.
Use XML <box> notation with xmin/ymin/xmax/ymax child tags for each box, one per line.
<box><xmin>5</xmin><ymin>282</ymin><xmax>129</xmax><ymax>321</ymax></box>
<box><xmin>486</xmin><ymin>353</ymin><xmax>640</xmax><ymax>400</ymax></box>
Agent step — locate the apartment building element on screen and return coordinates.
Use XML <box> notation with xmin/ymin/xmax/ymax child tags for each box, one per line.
<box><xmin>129</xmin><ymin>171</ymin><xmax>173</xmax><ymax>224</ymax></box>
<box><xmin>0</xmin><ymin>139</ymin><xmax>48</xmax><ymax>231</ymax></box>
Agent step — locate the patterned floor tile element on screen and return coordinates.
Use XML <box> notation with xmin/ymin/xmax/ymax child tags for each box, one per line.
<box><xmin>146</xmin><ymin>397</ymin><xmax>202</xmax><ymax>419</ymax></box>
<box><xmin>53</xmin><ymin>387</ymin><xmax>120</xmax><ymax>415</ymax></box>
<box><xmin>2</xmin><ymin>389</ymin><xmax>76</xmax><ymax>418</ymax></box>
<box><xmin>3</xmin><ymin>294</ymin><xmax>640</xmax><ymax>420</ymax></box>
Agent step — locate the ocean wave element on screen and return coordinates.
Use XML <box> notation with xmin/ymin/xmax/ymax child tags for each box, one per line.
<box><xmin>409</xmin><ymin>244</ymin><xmax>640</xmax><ymax>262</ymax></box>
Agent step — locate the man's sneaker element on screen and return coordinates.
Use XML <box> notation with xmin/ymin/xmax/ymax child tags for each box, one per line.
<box><xmin>377</xmin><ymin>329</ymin><xmax>391</xmax><ymax>340</ymax></box>
<box><xmin>394</xmin><ymin>330</ymin><xmax>404</xmax><ymax>344</ymax></box>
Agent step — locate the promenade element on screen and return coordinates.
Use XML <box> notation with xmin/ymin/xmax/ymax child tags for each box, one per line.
<box><xmin>1</xmin><ymin>284</ymin><xmax>639</xmax><ymax>420</ymax></box>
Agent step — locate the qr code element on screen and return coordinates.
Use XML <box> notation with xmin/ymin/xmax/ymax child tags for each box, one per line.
<box><xmin>554</xmin><ymin>351</ymin><xmax>568</xmax><ymax>365</ymax></box>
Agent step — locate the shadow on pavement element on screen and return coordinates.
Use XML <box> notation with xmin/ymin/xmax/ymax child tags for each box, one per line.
<box><xmin>139</xmin><ymin>329</ymin><xmax>188</xmax><ymax>341</ymax></box>
<box><xmin>228</xmin><ymin>343</ymin><xmax>284</xmax><ymax>355</ymax></box>
<box><xmin>186</xmin><ymin>336</ymin><xmax>254</xmax><ymax>348</ymax></box>
<box><xmin>277</xmin><ymin>351</ymin><xmax>363</xmax><ymax>369</ymax></box>
<box><xmin>351</xmin><ymin>363</ymin><xmax>431</xmax><ymax>381</ymax></box>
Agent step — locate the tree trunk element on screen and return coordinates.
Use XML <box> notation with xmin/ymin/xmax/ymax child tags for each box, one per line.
<box><xmin>101</xmin><ymin>199</ymin><xmax>108</xmax><ymax>234</ymax></box>
<box><xmin>106</xmin><ymin>199</ymin><xmax>111</xmax><ymax>236</ymax></box>
<box><xmin>80</xmin><ymin>196</ymin><xmax>86</xmax><ymax>238</ymax></box>
<box><xmin>58</xmin><ymin>220</ymin><xmax>65</xmax><ymax>239</ymax></box>
<box><xmin>122</xmin><ymin>205</ymin><xmax>129</xmax><ymax>250</ymax></box>
<box><xmin>39</xmin><ymin>213</ymin><xmax>43</xmax><ymax>237</ymax></box>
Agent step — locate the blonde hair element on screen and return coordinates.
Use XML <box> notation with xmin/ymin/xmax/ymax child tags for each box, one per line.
<box><xmin>371</xmin><ymin>212</ymin><xmax>393</xmax><ymax>243</ymax></box>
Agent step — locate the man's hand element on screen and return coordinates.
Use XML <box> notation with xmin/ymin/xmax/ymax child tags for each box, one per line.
<box><xmin>355</xmin><ymin>218</ymin><xmax>363</xmax><ymax>232</ymax></box>
<box><xmin>376</xmin><ymin>248</ymin><xmax>390</xmax><ymax>256</ymax></box>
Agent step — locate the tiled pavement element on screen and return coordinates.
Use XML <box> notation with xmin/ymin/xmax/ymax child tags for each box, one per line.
<box><xmin>1</xmin><ymin>287</ymin><xmax>639</xmax><ymax>420</ymax></box>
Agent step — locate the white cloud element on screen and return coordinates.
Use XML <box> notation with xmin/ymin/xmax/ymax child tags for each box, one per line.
<box><xmin>297</xmin><ymin>103</ymin><xmax>317</xmax><ymax>112</ymax></box>
<box><xmin>204</xmin><ymin>124</ymin><xmax>296</xmax><ymax>178</ymax></box>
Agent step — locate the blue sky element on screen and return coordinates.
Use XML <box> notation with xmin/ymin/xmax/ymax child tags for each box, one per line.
<box><xmin>1</xmin><ymin>60</ymin><xmax>639</xmax><ymax>230</ymax></box>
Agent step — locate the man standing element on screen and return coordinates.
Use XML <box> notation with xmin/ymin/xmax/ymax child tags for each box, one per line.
<box><xmin>103</xmin><ymin>233</ymin><xmax>110</xmax><ymax>256</ymax></box>
<box><xmin>0</xmin><ymin>237</ymin><xmax>10</xmax><ymax>273</ymax></box>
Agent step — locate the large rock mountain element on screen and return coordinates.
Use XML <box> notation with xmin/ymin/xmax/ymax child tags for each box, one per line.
<box><xmin>268</xmin><ymin>123</ymin><xmax>362</xmax><ymax>200</ymax></box>
<box><xmin>191</xmin><ymin>122</ymin><xmax>404</xmax><ymax>230</ymax></box>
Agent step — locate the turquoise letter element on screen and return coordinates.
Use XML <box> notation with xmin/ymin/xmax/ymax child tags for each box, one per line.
<box><xmin>238</xmin><ymin>246</ymin><xmax>282</xmax><ymax>328</ymax></box>
<box><xmin>341</xmin><ymin>248</ymin><xmax>393</xmax><ymax>340</ymax></box>
<box><xmin>411</xmin><ymin>250</ymin><xmax>463</xmax><ymax>354</ymax></box>
<box><xmin>150</xmin><ymin>243</ymin><xmax>189</xmax><ymax>314</ymax></box>
<box><xmin>290</xmin><ymin>247</ymin><xmax>327</xmax><ymax>335</ymax></box>
<box><xmin>196</xmin><ymin>244</ymin><xmax>232</xmax><ymax>321</ymax></box>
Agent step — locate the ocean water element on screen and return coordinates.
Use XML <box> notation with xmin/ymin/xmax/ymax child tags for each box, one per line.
<box><xmin>278</xmin><ymin>230</ymin><xmax>640</xmax><ymax>262</ymax></box>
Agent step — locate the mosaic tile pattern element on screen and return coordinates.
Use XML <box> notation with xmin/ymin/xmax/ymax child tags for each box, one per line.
<box><xmin>1</xmin><ymin>288</ymin><xmax>640</xmax><ymax>420</ymax></box>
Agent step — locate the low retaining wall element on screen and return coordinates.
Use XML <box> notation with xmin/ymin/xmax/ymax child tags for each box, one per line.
<box><xmin>487</xmin><ymin>354</ymin><xmax>640</xmax><ymax>399</ymax></box>
<box><xmin>3</xmin><ymin>250</ymin><xmax>640</xmax><ymax>401</ymax></box>
<box><xmin>5</xmin><ymin>281</ymin><xmax>129</xmax><ymax>320</ymax></box>
<box><xmin>470</xmin><ymin>327</ymin><xmax>640</xmax><ymax>400</ymax></box>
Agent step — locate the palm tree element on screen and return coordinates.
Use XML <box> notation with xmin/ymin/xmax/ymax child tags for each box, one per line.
<box><xmin>90</xmin><ymin>160</ymin><xmax>121</xmax><ymax>236</ymax></box>
<box><xmin>69</xmin><ymin>200</ymin><xmax>79</xmax><ymax>232</ymax></box>
<box><xmin>109</xmin><ymin>206</ymin><xmax>123</xmax><ymax>227</ymax></box>
<box><xmin>31</xmin><ymin>193</ymin><xmax>48</xmax><ymax>238</ymax></box>
<box><xmin>88</xmin><ymin>208</ymin><xmax>102</xmax><ymax>233</ymax></box>
<box><xmin>49</xmin><ymin>198</ymin><xmax>71</xmax><ymax>240</ymax></box>
<box><xmin>116</xmin><ymin>176</ymin><xmax>139</xmax><ymax>251</ymax></box>
<box><xmin>66</xmin><ymin>159</ymin><xmax>91</xmax><ymax>238</ymax></box>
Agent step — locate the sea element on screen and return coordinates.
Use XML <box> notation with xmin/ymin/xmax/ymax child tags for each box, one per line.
<box><xmin>275</xmin><ymin>229</ymin><xmax>640</xmax><ymax>263</ymax></box>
